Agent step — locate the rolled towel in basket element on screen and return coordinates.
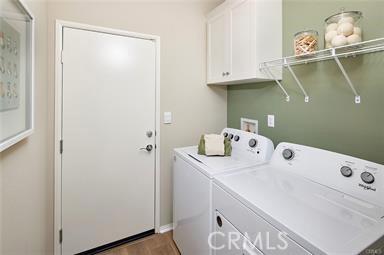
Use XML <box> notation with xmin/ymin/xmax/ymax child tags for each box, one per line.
<box><xmin>205</xmin><ymin>134</ymin><xmax>224</xmax><ymax>156</ymax></box>
<box><xmin>198</xmin><ymin>134</ymin><xmax>232</xmax><ymax>156</ymax></box>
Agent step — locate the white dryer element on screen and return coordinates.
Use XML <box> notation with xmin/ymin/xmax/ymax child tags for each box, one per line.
<box><xmin>173</xmin><ymin>128</ymin><xmax>274</xmax><ymax>255</ymax></box>
<box><xmin>213</xmin><ymin>142</ymin><xmax>384</xmax><ymax>255</ymax></box>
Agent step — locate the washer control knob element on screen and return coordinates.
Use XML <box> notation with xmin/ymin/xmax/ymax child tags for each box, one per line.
<box><xmin>361</xmin><ymin>172</ymin><xmax>375</xmax><ymax>184</ymax></box>
<box><xmin>223</xmin><ymin>132</ymin><xmax>228</xmax><ymax>138</ymax></box>
<box><xmin>228</xmin><ymin>134</ymin><xmax>234</xmax><ymax>140</ymax></box>
<box><xmin>234</xmin><ymin>135</ymin><xmax>240</xmax><ymax>142</ymax></box>
<box><xmin>282</xmin><ymin>149</ymin><xmax>295</xmax><ymax>160</ymax></box>
<box><xmin>340</xmin><ymin>166</ymin><xmax>353</xmax><ymax>177</ymax></box>
<box><xmin>248</xmin><ymin>139</ymin><xmax>257</xmax><ymax>148</ymax></box>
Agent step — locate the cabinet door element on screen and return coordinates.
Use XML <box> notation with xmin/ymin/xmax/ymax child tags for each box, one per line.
<box><xmin>230</xmin><ymin>0</ymin><xmax>257</xmax><ymax>80</ymax></box>
<box><xmin>207</xmin><ymin>12</ymin><xmax>230</xmax><ymax>83</ymax></box>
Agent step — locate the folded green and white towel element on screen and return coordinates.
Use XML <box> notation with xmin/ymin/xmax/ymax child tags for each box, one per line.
<box><xmin>198</xmin><ymin>134</ymin><xmax>232</xmax><ymax>156</ymax></box>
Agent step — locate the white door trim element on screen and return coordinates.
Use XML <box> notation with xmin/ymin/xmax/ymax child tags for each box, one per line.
<box><xmin>54</xmin><ymin>20</ymin><xmax>161</xmax><ymax>255</ymax></box>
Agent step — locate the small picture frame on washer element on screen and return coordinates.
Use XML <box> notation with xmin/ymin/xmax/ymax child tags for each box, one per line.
<box><xmin>240</xmin><ymin>118</ymin><xmax>258</xmax><ymax>134</ymax></box>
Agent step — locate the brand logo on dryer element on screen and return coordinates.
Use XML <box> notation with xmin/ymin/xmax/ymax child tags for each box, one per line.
<box><xmin>358</xmin><ymin>183</ymin><xmax>376</xmax><ymax>192</ymax></box>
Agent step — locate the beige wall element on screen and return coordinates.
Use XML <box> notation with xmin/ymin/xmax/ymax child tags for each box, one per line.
<box><xmin>1</xmin><ymin>1</ymin><xmax>226</xmax><ymax>254</ymax></box>
<box><xmin>46</xmin><ymin>0</ymin><xmax>227</xmax><ymax>227</ymax></box>
<box><xmin>0</xmin><ymin>1</ymin><xmax>51</xmax><ymax>255</ymax></box>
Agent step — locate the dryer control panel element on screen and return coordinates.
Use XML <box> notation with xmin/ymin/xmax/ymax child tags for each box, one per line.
<box><xmin>271</xmin><ymin>142</ymin><xmax>384</xmax><ymax>209</ymax></box>
<box><xmin>221</xmin><ymin>128</ymin><xmax>274</xmax><ymax>163</ymax></box>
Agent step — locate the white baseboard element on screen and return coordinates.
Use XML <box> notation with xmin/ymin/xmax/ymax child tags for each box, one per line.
<box><xmin>159</xmin><ymin>223</ymin><xmax>174</xmax><ymax>234</ymax></box>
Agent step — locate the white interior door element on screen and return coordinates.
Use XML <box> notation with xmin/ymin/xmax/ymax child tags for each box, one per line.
<box><xmin>61</xmin><ymin>27</ymin><xmax>156</xmax><ymax>255</ymax></box>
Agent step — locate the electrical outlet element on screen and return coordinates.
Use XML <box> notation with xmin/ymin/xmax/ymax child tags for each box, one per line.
<box><xmin>268</xmin><ymin>115</ymin><xmax>275</xmax><ymax>128</ymax></box>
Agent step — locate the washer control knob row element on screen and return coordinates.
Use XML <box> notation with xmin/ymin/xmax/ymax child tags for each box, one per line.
<box><xmin>223</xmin><ymin>132</ymin><xmax>237</xmax><ymax>140</ymax></box>
<box><xmin>282</xmin><ymin>149</ymin><xmax>295</xmax><ymax>160</ymax></box>
<box><xmin>248</xmin><ymin>139</ymin><xmax>257</xmax><ymax>148</ymax></box>
<box><xmin>361</xmin><ymin>172</ymin><xmax>375</xmax><ymax>184</ymax></box>
<box><xmin>222</xmin><ymin>132</ymin><xmax>240</xmax><ymax>141</ymax></box>
<box><xmin>340</xmin><ymin>166</ymin><xmax>353</xmax><ymax>177</ymax></box>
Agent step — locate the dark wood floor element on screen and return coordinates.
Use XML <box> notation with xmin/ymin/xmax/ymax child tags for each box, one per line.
<box><xmin>99</xmin><ymin>231</ymin><xmax>180</xmax><ymax>255</ymax></box>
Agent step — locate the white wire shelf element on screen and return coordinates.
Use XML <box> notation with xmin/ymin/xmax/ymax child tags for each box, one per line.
<box><xmin>260</xmin><ymin>37</ymin><xmax>384</xmax><ymax>104</ymax></box>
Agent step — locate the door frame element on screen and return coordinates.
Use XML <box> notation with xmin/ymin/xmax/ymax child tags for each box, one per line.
<box><xmin>54</xmin><ymin>20</ymin><xmax>161</xmax><ymax>255</ymax></box>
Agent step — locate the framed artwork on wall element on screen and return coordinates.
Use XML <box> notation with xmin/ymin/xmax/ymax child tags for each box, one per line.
<box><xmin>0</xmin><ymin>0</ymin><xmax>34</xmax><ymax>152</ymax></box>
<box><xmin>240</xmin><ymin>117</ymin><xmax>258</xmax><ymax>134</ymax></box>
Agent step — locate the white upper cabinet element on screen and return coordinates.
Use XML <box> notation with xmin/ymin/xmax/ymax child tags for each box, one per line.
<box><xmin>207</xmin><ymin>11</ymin><xmax>231</xmax><ymax>82</ymax></box>
<box><xmin>207</xmin><ymin>0</ymin><xmax>282</xmax><ymax>85</ymax></box>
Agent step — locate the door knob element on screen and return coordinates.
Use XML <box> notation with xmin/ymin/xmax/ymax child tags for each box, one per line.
<box><xmin>140</xmin><ymin>144</ymin><xmax>153</xmax><ymax>152</ymax></box>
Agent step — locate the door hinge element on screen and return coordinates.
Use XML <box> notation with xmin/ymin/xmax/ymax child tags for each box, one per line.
<box><xmin>60</xmin><ymin>140</ymin><xmax>63</xmax><ymax>154</ymax></box>
<box><xmin>61</xmin><ymin>50</ymin><xmax>64</xmax><ymax>64</ymax></box>
<box><xmin>59</xmin><ymin>229</ymin><xmax>63</xmax><ymax>244</ymax></box>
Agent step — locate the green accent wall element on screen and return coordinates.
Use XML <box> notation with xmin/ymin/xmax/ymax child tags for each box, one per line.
<box><xmin>227</xmin><ymin>0</ymin><xmax>384</xmax><ymax>164</ymax></box>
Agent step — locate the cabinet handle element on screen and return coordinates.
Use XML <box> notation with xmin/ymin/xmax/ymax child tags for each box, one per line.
<box><xmin>222</xmin><ymin>72</ymin><xmax>226</xmax><ymax>76</ymax></box>
<box><xmin>226</xmin><ymin>72</ymin><xmax>230</xmax><ymax>76</ymax></box>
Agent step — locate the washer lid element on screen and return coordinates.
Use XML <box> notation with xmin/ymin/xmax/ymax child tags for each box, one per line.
<box><xmin>214</xmin><ymin>166</ymin><xmax>384</xmax><ymax>254</ymax></box>
<box><xmin>175</xmin><ymin>146</ymin><xmax>266</xmax><ymax>178</ymax></box>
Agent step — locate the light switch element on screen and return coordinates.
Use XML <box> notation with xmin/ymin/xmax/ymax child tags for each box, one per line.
<box><xmin>164</xmin><ymin>112</ymin><xmax>172</xmax><ymax>124</ymax></box>
<box><xmin>268</xmin><ymin>115</ymin><xmax>275</xmax><ymax>128</ymax></box>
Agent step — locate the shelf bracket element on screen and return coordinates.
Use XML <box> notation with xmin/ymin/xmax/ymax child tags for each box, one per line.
<box><xmin>262</xmin><ymin>65</ymin><xmax>290</xmax><ymax>102</ymax></box>
<box><xmin>332</xmin><ymin>49</ymin><xmax>361</xmax><ymax>104</ymax></box>
<box><xmin>284</xmin><ymin>59</ymin><xmax>310</xmax><ymax>103</ymax></box>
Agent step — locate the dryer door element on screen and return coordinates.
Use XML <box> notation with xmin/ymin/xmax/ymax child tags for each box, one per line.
<box><xmin>214</xmin><ymin>211</ymin><xmax>263</xmax><ymax>255</ymax></box>
<box><xmin>243</xmin><ymin>239</ymin><xmax>264</xmax><ymax>255</ymax></box>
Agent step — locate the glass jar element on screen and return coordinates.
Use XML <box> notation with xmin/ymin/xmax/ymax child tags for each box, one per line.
<box><xmin>324</xmin><ymin>10</ymin><xmax>363</xmax><ymax>49</ymax></box>
<box><xmin>294</xmin><ymin>30</ymin><xmax>319</xmax><ymax>57</ymax></box>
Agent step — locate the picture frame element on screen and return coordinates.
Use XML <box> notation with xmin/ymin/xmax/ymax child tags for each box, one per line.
<box><xmin>240</xmin><ymin>118</ymin><xmax>258</xmax><ymax>134</ymax></box>
<box><xmin>0</xmin><ymin>0</ymin><xmax>34</xmax><ymax>152</ymax></box>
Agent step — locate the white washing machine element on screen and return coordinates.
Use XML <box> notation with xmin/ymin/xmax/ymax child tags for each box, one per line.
<box><xmin>213</xmin><ymin>142</ymin><xmax>384</xmax><ymax>255</ymax></box>
<box><xmin>173</xmin><ymin>128</ymin><xmax>274</xmax><ymax>255</ymax></box>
